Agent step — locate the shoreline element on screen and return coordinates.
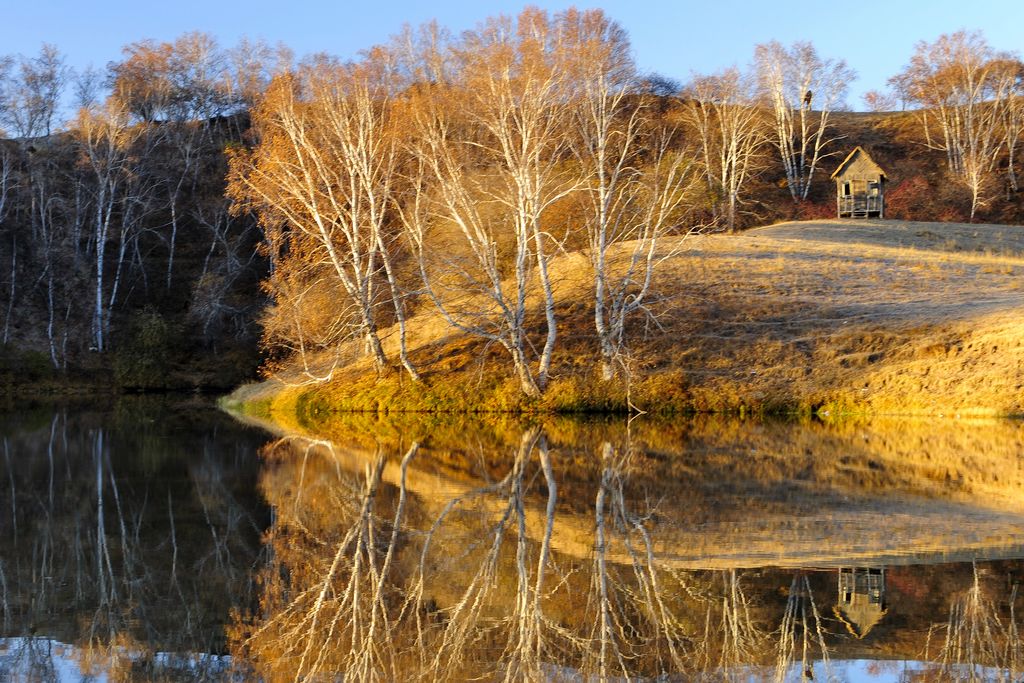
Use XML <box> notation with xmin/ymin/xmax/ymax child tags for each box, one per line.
<box><xmin>223</xmin><ymin>220</ymin><xmax>1024</xmax><ymax>422</ymax></box>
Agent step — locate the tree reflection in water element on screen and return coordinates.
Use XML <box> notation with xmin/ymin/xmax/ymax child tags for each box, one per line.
<box><xmin>927</xmin><ymin>564</ymin><xmax>1023</xmax><ymax>682</ymax></box>
<box><xmin>588</xmin><ymin>439</ymin><xmax>690</xmax><ymax>678</ymax></box>
<box><xmin>693</xmin><ymin>569</ymin><xmax>770</xmax><ymax>680</ymax></box>
<box><xmin>6</xmin><ymin>406</ymin><xmax>1024</xmax><ymax>681</ymax></box>
<box><xmin>774</xmin><ymin>573</ymin><xmax>830</xmax><ymax>682</ymax></box>
<box><xmin>237</xmin><ymin>436</ymin><xmax>420</xmax><ymax>680</ymax></box>
<box><xmin>233</xmin><ymin>417</ymin><xmax>1024</xmax><ymax>682</ymax></box>
<box><xmin>0</xmin><ymin>399</ymin><xmax>268</xmax><ymax>682</ymax></box>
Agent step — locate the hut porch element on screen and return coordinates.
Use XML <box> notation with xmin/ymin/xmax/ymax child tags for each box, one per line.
<box><xmin>838</xmin><ymin>179</ymin><xmax>884</xmax><ymax>218</ymax></box>
<box><xmin>832</xmin><ymin>147</ymin><xmax>887</xmax><ymax>219</ymax></box>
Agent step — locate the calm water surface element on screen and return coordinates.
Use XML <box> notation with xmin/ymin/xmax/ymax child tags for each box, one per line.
<box><xmin>2</xmin><ymin>399</ymin><xmax>1024</xmax><ymax>681</ymax></box>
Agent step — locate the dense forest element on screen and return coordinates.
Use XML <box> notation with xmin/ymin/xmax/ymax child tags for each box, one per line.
<box><xmin>1</xmin><ymin>10</ymin><xmax>1022</xmax><ymax>396</ymax></box>
<box><xmin>0</xmin><ymin>35</ymin><xmax>275</xmax><ymax>390</ymax></box>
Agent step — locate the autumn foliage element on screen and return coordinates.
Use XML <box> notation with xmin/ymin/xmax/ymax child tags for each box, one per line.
<box><xmin>1</xmin><ymin>15</ymin><xmax>1023</xmax><ymax>394</ymax></box>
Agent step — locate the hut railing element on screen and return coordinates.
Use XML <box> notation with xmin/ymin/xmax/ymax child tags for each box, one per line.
<box><xmin>838</xmin><ymin>194</ymin><xmax>883</xmax><ymax>216</ymax></box>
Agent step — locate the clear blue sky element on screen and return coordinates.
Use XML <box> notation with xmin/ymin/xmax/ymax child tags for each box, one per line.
<box><xmin>3</xmin><ymin>0</ymin><xmax>1023</xmax><ymax>110</ymax></box>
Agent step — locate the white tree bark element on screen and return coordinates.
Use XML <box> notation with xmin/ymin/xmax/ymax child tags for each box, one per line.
<box><xmin>1005</xmin><ymin>88</ymin><xmax>1023</xmax><ymax>193</ymax></box>
<box><xmin>232</xmin><ymin>61</ymin><xmax>420</xmax><ymax>378</ymax></box>
<box><xmin>0</xmin><ymin>148</ymin><xmax>15</xmax><ymax>345</ymax></box>
<box><xmin>77</xmin><ymin>101</ymin><xmax>142</xmax><ymax>352</ymax></box>
<box><xmin>401</xmin><ymin>12</ymin><xmax>577</xmax><ymax>396</ymax></box>
<box><xmin>755</xmin><ymin>41</ymin><xmax>853</xmax><ymax>203</ymax></box>
<box><xmin>684</xmin><ymin>68</ymin><xmax>768</xmax><ymax>231</ymax></box>
<box><xmin>572</xmin><ymin>51</ymin><xmax>697</xmax><ymax>380</ymax></box>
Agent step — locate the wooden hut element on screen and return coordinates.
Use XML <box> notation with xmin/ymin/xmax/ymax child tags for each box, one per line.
<box><xmin>833</xmin><ymin>567</ymin><xmax>887</xmax><ymax>639</ymax></box>
<box><xmin>831</xmin><ymin>147</ymin><xmax>887</xmax><ymax>218</ymax></box>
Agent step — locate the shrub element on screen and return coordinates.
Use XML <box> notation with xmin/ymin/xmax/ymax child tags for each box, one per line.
<box><xmin>0</xmin><ymin>344</ymin><xmax>55</xmax><ymax>384</ymax></box>
<box><xmin>113</xmin><ymin>309</ymin><xmax>179</xmax><ymax>389</ymax></box>
<box><xmin>795</xmin><ymin>200</ymin><xmax>836</xmax><ymax>221</ymax></box>
<box><xmin>886</xmin><ymin>176</ymin><xmax>931</xmax><ymax>220</ymax></box>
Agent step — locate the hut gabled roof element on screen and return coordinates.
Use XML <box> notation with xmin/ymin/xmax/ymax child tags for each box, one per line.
<box><xmin>833</xmin><ymin>603</ymin><xmax>888</xmax><ymax>639</ymax></box>
<box><xmin>830</xmin><ymin>146</ymin><xmax>887</xmax><ymax>181</ymax></box>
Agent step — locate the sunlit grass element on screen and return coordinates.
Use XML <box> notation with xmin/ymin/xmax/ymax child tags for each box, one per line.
<box><xmin>230</xmin><ymin>218</ymin><xmax>1024</xmax><ymax>418</ymax></box>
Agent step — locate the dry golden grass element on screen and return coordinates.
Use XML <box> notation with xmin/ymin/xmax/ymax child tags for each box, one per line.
<box><xmin>618</xmin><ymin>218</ymin><xmax>1024</xmax><ymax>416</ymax></box>
<box><xmin>229</xmin><ymin>218</ymin><xmax>1024</xmax><ymax>417</ymax></box>
<box><xmin>230</xmin><ymin>406</ymin><xmax>1024</xmax><ymax>570</ymax></box>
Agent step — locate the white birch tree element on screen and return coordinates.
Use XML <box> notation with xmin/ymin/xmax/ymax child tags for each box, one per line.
<box><xmin>1002</xmin><ymin>63</ymin><xmax>1024</xmax><ymax>193</ymax></box>
<box><xmin>229</xmin><ymin>57</ymin><xmax>419</xmax><ymax>379</ymax></box>
<box><xmin>683</xmin><ymin>67</ymin><xmax>768</xmax><ymax>231</ymax></box>
<box><xmin>755</xmin><ymin>41</ymin><xmax>853</xmax><ymax>203</ymax></box>
<box><xmin>564</xmin><ymin>8</ymin><xmax>698</xmax><ymax>381</ymax></box>
<box><xmin>75</xmin><ymin>100</ymin><xmax>144</xmax><ymax>352</ymax></box>
<box><xmin>401</xmin><ymin>9</ymin><xmax>578</xmax><ymax>397</ymax></box>
<box><xmin>892</xmin><ymin>32</ymin><xmax>1020</xmax><ymax>220</ymax></box>
<box><xmin>0</xmin><ymin>145</ymin><xmax>13</xmax><ymax>345</ymax></box>
<box><xmin>0</xmin><ymin>44</ymin><xmax>67</xmax><ymax>139</ymax></box>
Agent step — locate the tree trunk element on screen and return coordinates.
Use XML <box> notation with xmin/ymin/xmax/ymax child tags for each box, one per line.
<box><xmin>511</xmin><ymin>342</ymin><xmax>541</xmax><ymax>398</ymax></box>
<box><xmin>3</xmin><ymin>236</ymin><xmax>15</xmax><ymax>345</ymax></box>
<box><xmin>376</xmin><ymin>237</ymin><xmax>420</xmax><ymax>382</ymax></box>
<box><xmin>361</xmin><ymin>312</ymin><xmax>388</xmax><ymax>373</ymax></box>
<box><xmin>533</xmin><ymin>228</ymin><xmax>557</xmax><ymax>391</ymax></box>
<box><xmin>166</xmin><ymin>187</ymin><xmax>180</xmax><ymax>290</ymax></box>
<box><xmin>93</xmin><ymin>188</ymin><xmax>110</xmax><ymax>352</ymax></box>
<box><xmin>46</xmin><ymin>269</ymin><xmax>58</xmax><ymax>368</ymax></box>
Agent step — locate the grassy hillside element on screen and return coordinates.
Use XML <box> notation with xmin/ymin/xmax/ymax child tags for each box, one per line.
<box><xmin>229</xmin><ymin>218</ymin><xmax>1024</xmax><ymax>417</ymax></box>
<box><xmin>3</xmin><ymin>105</ymin><xmax>1022</xmax><ymax>397</ymax></box>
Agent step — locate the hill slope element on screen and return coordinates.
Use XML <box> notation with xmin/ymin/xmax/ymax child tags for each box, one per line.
<box><xmin>230</xmin><ymin>219</ymin><xmax>1024</xmax><ymax>417</ymax></box>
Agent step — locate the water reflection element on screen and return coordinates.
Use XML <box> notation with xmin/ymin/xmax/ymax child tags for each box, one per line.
<box><xmin>4</xmin><ymin>406</ymin><xmax>1024</xmax><ymax>680</ymax></box>
<box><xmin>231</xmin><ymin>413</ymin><xmax>1024</xmax><ymax>681</ymax></box>
<box><xmin>836</xmin><ymin>567</ymin><xmax>886</xmax><ymax>639</ymax></box>
<box><xmin>0</xmin><ymin>397</ymin><xmax>270</xmax><ymax>681</ymax></box>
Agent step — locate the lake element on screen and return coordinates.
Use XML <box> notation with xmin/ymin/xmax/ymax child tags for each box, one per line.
<box><xmin>2</xmin><ymin>398</ymin><xmax>1024</xmax><ymax>681</ymax></box>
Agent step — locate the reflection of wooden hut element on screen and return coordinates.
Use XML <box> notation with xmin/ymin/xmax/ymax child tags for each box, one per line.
<box><xmin>833</xmin><ymin>567</ymin><xmax>887</xmax><ymax>638</ymax></box>
<box><xmin>831</xmin><ymin>147</ymin><xmax>887</xmax><ymax>219</ymax></box>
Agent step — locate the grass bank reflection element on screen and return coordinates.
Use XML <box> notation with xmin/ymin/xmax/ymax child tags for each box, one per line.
<box><xmin>232</xmin><ymin>413</ymin><xmax>1024</xmax><ymax>680</ymax></box>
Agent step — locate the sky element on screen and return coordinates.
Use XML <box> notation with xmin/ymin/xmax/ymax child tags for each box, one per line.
<box><xmin>3</xmin><ymin>0</ymin><xmax>1023</xmax><ymax>110</ymax></box>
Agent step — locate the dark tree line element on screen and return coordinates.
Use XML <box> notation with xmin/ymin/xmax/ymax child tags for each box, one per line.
<box><xmin>0</xmin><ymin>36</ymin><xmax>282</xmax><ymax>385</ymax></box>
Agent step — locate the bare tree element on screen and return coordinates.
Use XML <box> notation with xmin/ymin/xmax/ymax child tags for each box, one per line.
<box><xmin>105</xmin><ymin>32</ymin><xmax>234</xmax><ymax>291</ymax></box>
<box><xmin>0</xmin><ymin>145</ymin><xmax>10</xmax><ymax>221</ymax></box>
<box><xmin>861</xmin><ymin>89</ymin><xmax>898</xmax><ymax>113</ymax></box>
<box><xmin>565</xmin><ymin>9</ymin><xmax>698</xmax><ymax>382</ymax></box>
<box><xmin>0</xmin><ymin>49</ymin><xmax>73</xmax><ymax>363</ymax></box>
<box><xmin>891</xmin><ymin>31</ymin><xmax>1020</xmax><ymax>219</ymax></box>
<box><xmin>401</xmin><ymin>9</ymin><xmax>580</xmax><ymax>397</ymax></box>
<box><xmin>162</xmin><ymin>33</ymin><xmax>229</xmax><ymax>290</ymax></box>
<box><xmin>187</xmin><ymin>197</ymin><xmax>261</xmax><ymax>344</ymax></box>
<box><xmin>74</xmin><ymin>99</ymin><xmax>145</xmax><ymax>352</ymax></box>
<box><xmin>683</xmin><ymin>67</ymin><xmax>768</xmax><ymax>232</ymax></box>
<box><xmin>755</xmin><ymin>41</ymin><xmax>853</xmax><ymax>203</ymax></box>
<box><xmin>257</xmin><ymin>253</ymin><xmax>358</xmax><ymax>383</ymax></box>
<box><xmin>0</xmin><ymin>44</ymin><xmax>68</xmax><ymax>138</ymax></box>
<box><xmin>230</xmin><ymin>56</ymin><xmax>419</xmax><ymax>379</ymax></box>
<box><xmin>0</xmin><ymin>56</ymin><xmax>12</xmax><ymax>137</ymax></box>
<box><xmin>0</xmin><ymin>144</ymin><xmax>13</xmax><ymax>344</ymax></box>
<box><xmin>227</xmin><ymin>37</ymin><xmax>293</xmax><ymax>116</ymax></box>
<box><xmin>73</xmin><ymin>66</ymin><xmax>105</xmax><ymax>111</ymax></box>
<box><xmin>107</xmin><ymin>40</ymin><xmax>175</xmax><ymax>123</ymax></box>
<box><xmin>31</xmin><ymin>157</ymin><xmax>65</xmax><ymax>367</ymax></box>
<box><xmin>998</xmin><ymin>59</ymin><xmax>1024</xmax><ymax>193</ymax></box>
